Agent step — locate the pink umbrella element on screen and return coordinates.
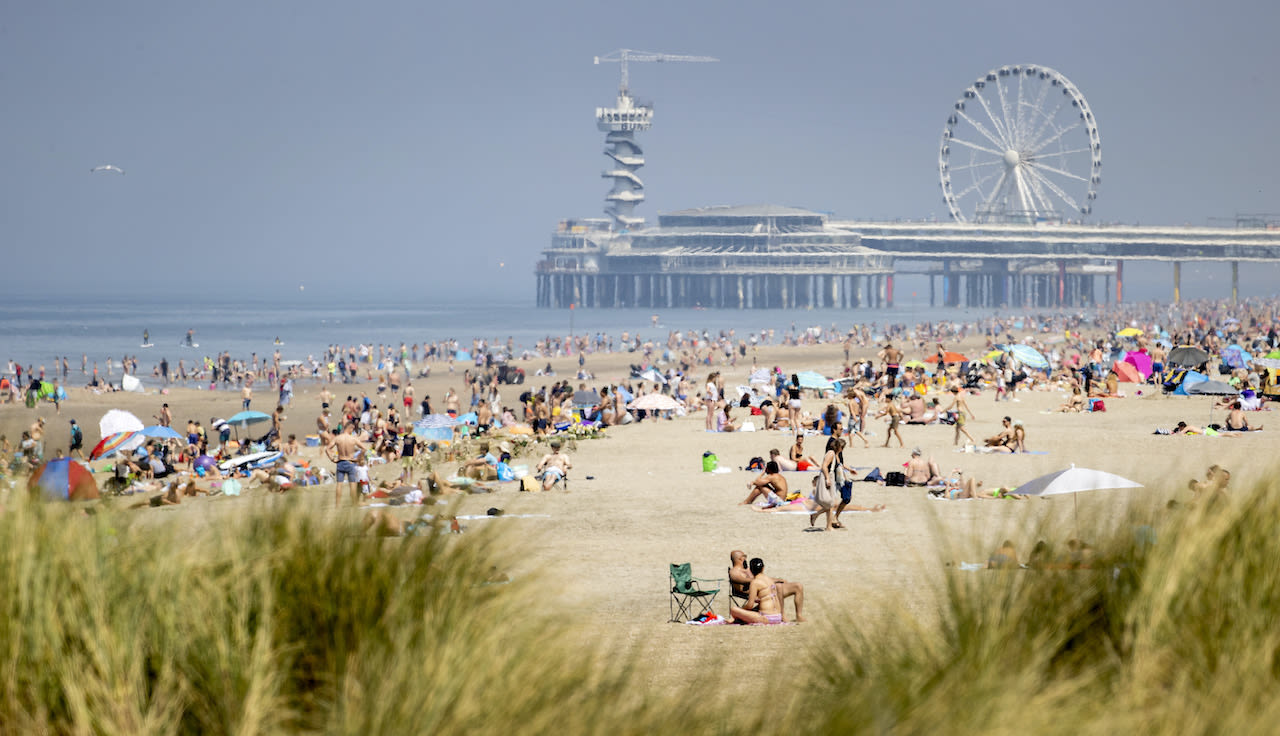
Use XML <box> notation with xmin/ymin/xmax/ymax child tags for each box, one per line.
<box><xmin>1112</xmin><ymin>361</ymin><xmax>1141</xmax><ymax>384</ymax></box>
<box><xmin>1123</xmin><ymin>351</ymin><xmax>1153</xmax><ymax>379</ymax></box>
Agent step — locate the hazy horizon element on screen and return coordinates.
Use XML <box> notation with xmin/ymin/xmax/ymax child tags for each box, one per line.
<box><xmin>3</xmin><ymin>1</ymin><xmax>1278</xmax><ymax>303</ymax></box>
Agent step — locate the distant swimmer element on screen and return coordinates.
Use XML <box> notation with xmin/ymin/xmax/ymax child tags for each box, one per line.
<box><xmin>90</xmin><ymin>165</ymin><xmax>125</xmax><ymax>175</ymax></box>
<box><xmin>143</xmin><ymin>329</ymin><xmax>149</xmax><ymax>343</ymax></box>
<box><xmin>185</xmin><ymin>329</ymin><xmax>194</xmax><ymax>347</ymax></box>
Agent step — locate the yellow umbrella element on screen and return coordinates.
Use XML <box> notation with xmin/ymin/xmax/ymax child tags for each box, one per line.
<box><xmin>981</xmin><ymin>349</ymin><xmax>1004</xmax><ymax>364</ymax></box>
<box><xmin>1116</xmin><ymin>327</ymin><xmax>1143</xmax><ymax>337</ymax></box>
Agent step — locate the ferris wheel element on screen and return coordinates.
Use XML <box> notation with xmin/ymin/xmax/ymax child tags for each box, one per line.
<box><xmin>938</xmin><ymin>64</ymin><xmax>1101</xmax><ymax>224</ymax></box>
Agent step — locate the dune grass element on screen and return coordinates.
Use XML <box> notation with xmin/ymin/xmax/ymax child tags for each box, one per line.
<box><xmin>2</xmin><ymin>478</ymin><xmax>1279</xmax><ymax>734</ymax></box>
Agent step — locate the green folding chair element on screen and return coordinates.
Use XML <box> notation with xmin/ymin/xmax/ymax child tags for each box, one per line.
<box><xmin>669</xmin><ymin>563</ymin><xmax>723</xmax><ymax>622</ymax></box>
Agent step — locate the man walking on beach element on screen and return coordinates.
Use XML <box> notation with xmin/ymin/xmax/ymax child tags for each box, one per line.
<box><xmin>325</xmin><ymin>424</ymin><xmax>368</xmax><ymax>505</ymax></box>
<box><xmin>241</xmin><ymin>384</ymin><xmax>253</xmax><ymax>411</ymax></box>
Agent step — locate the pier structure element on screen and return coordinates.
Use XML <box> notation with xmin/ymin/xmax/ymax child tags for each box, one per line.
<box><xmin>535</xmin><ymin>206</ymin><xmax>894</xmax><ymax>309</ymax></box>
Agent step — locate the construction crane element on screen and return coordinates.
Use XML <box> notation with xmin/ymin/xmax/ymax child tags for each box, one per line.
<box><xmin>593</xmin><ymin>48</ymin><xmax>718</xmax><ymax>95</ymax></box>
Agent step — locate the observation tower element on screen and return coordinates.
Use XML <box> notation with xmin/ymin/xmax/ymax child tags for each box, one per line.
<box><xmin>593</xmin><ymin>49</ymin><xmax>716</xmax><ymax>228</ymax></box>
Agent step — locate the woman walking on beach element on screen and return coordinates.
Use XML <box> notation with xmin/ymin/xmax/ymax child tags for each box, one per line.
<box><xmin>943</xmin><ymin>386</ymin><xmax>977</xmax><ymax>446</ymax></box>
<box><xmin>705</xmin><ymin>372</ymin><xmax>720</xmax><ymax>431</ymax></box>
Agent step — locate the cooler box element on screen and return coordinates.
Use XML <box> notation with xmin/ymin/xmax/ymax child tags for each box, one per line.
<box><xmin>305</xmin><ymin>435</ymin><xmax>321</xmax><ymax>447</ymax></box>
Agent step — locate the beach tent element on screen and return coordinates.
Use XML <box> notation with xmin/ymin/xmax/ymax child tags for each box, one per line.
<box><xmin>455</xmin><ymin>350</ymin><xmax>472</xmax><ymax>361</ymax></box>
<box><xmin>639</xmin><ymin>368</ymin><xmax>667</xmax><ymax>385</ymax></box>
<box><xmin>29</xmin><ymin>458</ymin><xmax>100</xmax><ymax>502</ymax></box>
<box><xmin>1112</xmin><ymin>361</ymin><xmax>1141</xmax><ymax>383</ymax></box>
<box><xmin>630</xmin><ymin>393</ymin><xmax>680</xmax><ymax>411</ymax></box>
<box><xmin>1172</xmin><ymin>370</ymin><xmax>1209</xmax><ymax>396</ymax></box>
<box><xmin>1123</xmin><ymin>351</ymin><xmax>1153</xmax><ymax>379</ymax></box>
<box><xmin>1221</xmin><ymin>345</ymin><xmax>1250</xmax><ymax>370</ymax></box>
<box><xmin>121</xmin><ymin>374</ymin><xmax>144</xmax><ymax>393</ymax></box>
<box><xmin>748</xmin><ymin>368</ymin><xmax>772</xmax><ymax>385</ymax></box>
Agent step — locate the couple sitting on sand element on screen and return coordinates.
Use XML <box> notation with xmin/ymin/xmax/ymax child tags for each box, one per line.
<box><xmin>726</xmin><ymin>550</ymin><xmax>804</xmax><ymax>624</ymax></box>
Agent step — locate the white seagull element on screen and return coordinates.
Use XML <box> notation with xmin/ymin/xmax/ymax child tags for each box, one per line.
<box><xmin>90</xmin><ymin>165</ymin><xmax>125</xmax><ymax>175</ymax></box>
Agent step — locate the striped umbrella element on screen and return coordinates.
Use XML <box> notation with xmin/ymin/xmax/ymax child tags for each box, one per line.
<box><xmin>415</xmin><ymin>414</ymin><xmax>460</xmax><ymax>429</ymax></box>
<box><xmin>29</xmin><ymin>458</ymin><xmax>100</xmax><ymax>501</ymax></box>
<box><xmin>90</xmin><ymin>431</ymin><xmax>145</xmax><ymax>460</ymax></box>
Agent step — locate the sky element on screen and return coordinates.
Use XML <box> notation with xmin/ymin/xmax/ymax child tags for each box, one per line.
<box><xmin>3</xmin><ymin>0</ymin><xmax>1278</xmax><ymax>303</ymax></box>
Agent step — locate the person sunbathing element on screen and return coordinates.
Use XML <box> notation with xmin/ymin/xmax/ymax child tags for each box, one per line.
<box><xmin>1188</xmin><ymin>464</ymin><xmax>1230</xmax><ymax>506</ymax></box>
<box><xmin>741</xmin><ymin>461</ymin><xmax>790</xmax><ymax>506</ymax></box>
<box><xmin>1056</xmin><ymin>387</ymin><xmax>1087</xmax><ymax>412</ymax></box>
<box><xmin>1225</xmin><ymin>402</ymin><xmax>1262</xmax><ymax>431</ymax></box>
<box><xmin>363</xmin><ymin>509</ymin><xmax>454</xmax><ymax>536</ymax></box>
<box><xmin>905</xmin><ymin>447</ymin><xmax>942</xmax><ymax>486</ymax></box>
<box><xmin>728</xmin><ymin>557</ymin><xmax>787</xmax><ymax>625</ymax></box>
<box><xmin>728</xmin><ymin>550</ymin><xmax>805</xmax><ymax>622</ymax></box>
<box><xmin>984</xmin><ymin>417</ymin><xmax>1015</xmax><ymax>448</ymax></box>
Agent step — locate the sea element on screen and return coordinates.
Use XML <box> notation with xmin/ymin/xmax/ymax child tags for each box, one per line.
<box><xmin>0</xmin><ymin>292</ymin><xmax>1046</xmax><ymax>375</ymax></box>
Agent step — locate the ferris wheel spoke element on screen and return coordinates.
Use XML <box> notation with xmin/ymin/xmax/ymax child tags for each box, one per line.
<box><xmin>952</xmin><ymin>169</ymin><xmax>1002</xmax><ymax>200</ymax></box>
<box><xmin>979</xmin><ymin>169</ymin><xmax>1012</xmax><ymax>214</ymax></box>
<box><xmin>994</xmin><ymin>77</ymin><xmax>1016</xmax><ymax>149</ymax></box>
<box><xmin>972</xmin><ymin>92</ymin><xmax>1010</xmax><ymax>147</ymax></box>
<box><xmin>949</xmin><ymin>160</ymin><xmax>1003</xmax><ymax>173</ymax></box>
<box><xmin>1026</xmin><ymin>165</ymin><xmax>1081</xmax><ymax>212</ymax></box>
<box><xmin>1021</xmin><ymin>85</ymin><xmax>1053</xmax><ymax>149</ymax></box>
<box><xmin>1027</xmin><ymin>159</ymin><xmax>1087</xmax><ymax>183</ymax></box>
<box><xmin>1028</xmin><ymin>120</ymin><xmax>1082</xmax><ymax>155</ymax></box>
<box><xmin>948</xmin><ymin>135</ymin><xmax>1004</xmax><ymax>158</ymax></box>
<box><xmin>1041</xmin><ymin>146</ymin><xmax>1093</xmax><ymax>157</ymax></box>
<box><xmin>954</xmin><ymin>110</ymin><xmax>1007</xmax><ymax>151</ymax></box>
<box><xmin>1025</xmin><ymin>97</ymin><xmax>1070</xmax><ymax>151</ymax></box>
<box><xmin>1025</xmin><ymin>168</ymin><xmax>1056</xmax><ymax>214</ymax></box>
<box><xmin>1013</xmin><ymin>169</ymin><xmax>1042</xmax><ymax>216</ymax></box>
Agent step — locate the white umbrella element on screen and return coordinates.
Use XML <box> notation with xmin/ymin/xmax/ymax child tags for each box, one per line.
<box><xmin>121</xmin><ymin>374</ymin><xmax>144</xmax><ymax>393</ymax></box>
<box><xmin>629</xmin><ymin>393</ymin><xmax>679</xmax><ymax>411</ymax></box>
<box><xmin>1016</xmin><ymin>464</ymin><xmax>1143</xmax><ymax>534</ymax></box>
<box><xmin>748</xmin><ymin>368</ymin><xmax>771</xmax><ymax>384</ymax></box>
<box><xmin>639</xmin><ymin>368</ymin><xmax>667</xmax><ymax>385</ymax></box>
<box><xmin>99</xmin><ymin>409</ymin><xmax>144</xmax><ymax>438</ymax></box>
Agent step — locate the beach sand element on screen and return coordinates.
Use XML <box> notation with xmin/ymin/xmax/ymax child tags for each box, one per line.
<box><xmin>1</xmin><ymin>339</ymin><xmax>1268</xmax><ymax>688</ymax></box>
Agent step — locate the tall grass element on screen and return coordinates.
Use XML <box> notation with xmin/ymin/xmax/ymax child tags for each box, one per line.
<box><xmin>3</xmin><ymin>477</ymin><xmax>1280</xmax><ymax>734</ymax></box>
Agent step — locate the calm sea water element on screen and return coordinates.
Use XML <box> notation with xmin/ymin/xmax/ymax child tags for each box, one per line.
<box><xmin>0</xmin><ymin>293</ymin><xmax>1026</xmax><ymax>374</ymax></box>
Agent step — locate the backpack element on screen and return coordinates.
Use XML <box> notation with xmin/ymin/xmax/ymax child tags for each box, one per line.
<box><xmin>884</xmin><ymin>471</ymin><xmax>907</xmax><ymax>487</ymax></box>
<box><xmin>746</xmin><ymin>456</ymin><xmax>765</xmax><ymax>471</ymax></box>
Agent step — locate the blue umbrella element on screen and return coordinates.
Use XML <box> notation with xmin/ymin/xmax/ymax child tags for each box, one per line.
<box><xmin>1007</xmin><ymin>344</ymin><xmax>1049</xmax><ymax>370</ymax></box>
<box><xmin>1221</xmin><ymin>345</ymin><xmax>1249</xmax><ymax>370</ymax></box>
<box><xmin>226</xmin><ymin>410</ymin><xmax>271</xmax><ymax>428</ymax></box>
<box><xmin>796</xmin><ymin>370</ymin><xmax>835</xmax><ymax>391</ymax></box>
<box><xmin>140</xmin><ymin>425</ymin><xmax>185</xmax><ymax>441</ymax></box>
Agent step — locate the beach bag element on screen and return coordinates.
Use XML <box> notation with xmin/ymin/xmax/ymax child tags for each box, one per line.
<box><xmin>747</xmin><ymin>456</ymin><xmax>765</xmax><ymax>471</ymax></box>
<box><xmin>496</xmin><ymin>462</ymin><xmax>514</xmax><ymax>482</ymax></box>
<box><xmin>884</xmin><ymin>471</ymin><xmax>907</xmax><ymax>487</ymax></box>
<box><xmin>520</xmin><ymin>475</ymin><xmax>540</xmax><ymax>492</ymax></box>
<box><xmin>863</xmin><ymin>467</ymin><xmax>883</xmax><ymax>482</ymax></box>
<box><xmin>702</xmin><ymin>452</ymin><xmax>718</xmax><ymax>472</ymax></box>
<box><xmin>1089</xmin><ymin>398</ymin><xmax>1106</xmax><ymax>413</ymax></box>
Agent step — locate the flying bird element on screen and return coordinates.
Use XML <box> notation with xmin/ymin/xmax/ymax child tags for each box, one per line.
<box><xmin>90</xmin><ymin>165</ymin><xmax>125</xmax><ymax>175</ymax></box>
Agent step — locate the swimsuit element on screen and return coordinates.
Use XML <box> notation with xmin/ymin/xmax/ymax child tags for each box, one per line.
<box><xmin>336</xmin><ymin>459</ymin><xmax>358</xmax><ymax>482</ymax></box>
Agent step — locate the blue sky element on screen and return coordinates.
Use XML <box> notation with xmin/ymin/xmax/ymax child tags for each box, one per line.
<box><xmin>3</xmin><ymin>0</ymin><xmax>1277</xmax><ymax>302</ymax></box>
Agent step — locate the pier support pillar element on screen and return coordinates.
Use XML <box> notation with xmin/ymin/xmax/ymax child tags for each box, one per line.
<box><xmin>1173</xmin><ymin>262</ymin><xmax>1181</xmax><ymax>304</ymax></box>
<box><xmin>1057</xmin><ymin>261</ymin><xmax>1066</xmax><ymax>306</ymax></box>
<box><xmin>886</xmin><ymin>274</ymin><xmax>894</xmax><ymax>308</ymax></box>
<box><xmin>1232</xmin><ymin>261</ymin><xmax>1239</xmax><ymax>304</ymax></box>
<box><xmin>1116</xmin><ymin>261</ymin><xmax>1124</xmax><ymax>304</ymax></box>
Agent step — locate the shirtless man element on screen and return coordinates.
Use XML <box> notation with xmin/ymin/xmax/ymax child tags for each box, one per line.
<box><xmin>879</xmin><ymin>343</ymin><xmax>903</xmax><ymax>383</ymax></box>
<box><xmin>325</xmin><ymin>423</ymin><xmax>368</xmax><ymax>504</ymax></box>
<box><xmin>740</xmin><ymin>461</ymin><xmax>789</xmax><ymax>506</ymax></box>
<box><xmin>1225</xmin><ymin>402</ymin><xmax>1262</xmax><ymax>431</ymax></box>
<box><xmin>535</xmin><ymin>438</ymin><xmax>572</xmax><ymax>490</ymax></box>
<box><xmin>154</xmin><ymin>403</ymin><xmax>172</xmax><ymax>428</ymax></box>
<box><xmin>241</xmin><ymin>384</ymin><xmax>253</xmax><ymax>411</ymax></box>
<box><xmin>319</xmin><ymin>386</ymin><xmax>334</xmax><ymax>411</ymax></box>
<box><xmin>30</xmin><ymin>418</ymin><xmax>45</xmax><ymax>461</ymax></box>
<box><xmin>729</xmin><ymin>557</ymin><xmax>787</xmax><ymax>625</ymax></box>
<box><xmin>729</xmin><ymin>550</ymin><xmax>805</xmax><ymax>622</ymax></box>
<box><xmin>905</xmin><ymin>447</ymin><xmax>942</xmax><ymax>486</ymax></box>
<box><xmin>942</xmin><ymin>386</ymin><xmax>977</xmax><ymax>446</ymax></box>
<box><xmin>985</xmin><ymin>416</ymin><xmax>1015</xmax><ymax>448</ymax></box>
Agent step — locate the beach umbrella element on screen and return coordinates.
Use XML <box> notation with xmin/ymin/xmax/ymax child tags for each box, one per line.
<box><xmin>415</xmin><ymin>414</ymin><xmax>460</xmax><ymax>429</ymax></box>
<box><xmin>225</xmin><ymin>411</ymin><xmax>271</xmax><ymax>429</ymax></box>
<box><xmin>748</xmin><ymin>368</ymin><xmax>771</xmax><ymax>384</ymax></box>
<box><xmin>925</xmin><ymin>351</ymin><xmax>969</xmax><ymax>364</ymax></box>
<box><xmin>1116</xmin><ymin>327</ymin><xmax>1143</xmax><ymax>338</ymax></box>
<box><xmin>1015</xmin><ymin>464</ymin><xmax>1143</xmax><ymax>533</ymax></box>
<box><xmin>121</xmin><ymin>374</ymin><xmax>144</xmax><ymax>393</ymax></box>
<box><xmin>796</xmin><ymin>371</ymin><xmax>835</xmax><ymax>391</ymax></box>
<box><xmin>573</xmin><ymin>390</ymin><xmax>601</xmax><ymax>406</ymax></box>
<box><xmin>1253</xmin><ymin>357</ymin><xmax>1280</xmax><ymax>370</ymax></box>
<box><xmin>981</xmin><ymin>349</ymin><xmax>1005</xmax><ymax>364</ymax></box>
<box><xmin>140</xmin><ymin>425</ymin><xmax>185</xmax><ymax>441</ymax></box>
<box><xmin>629</xmin><ymin>393</ymin><xmax>680</xmax><ymax>411</ymax></box>
<box><xmin>1221</xmin><ymin>345</ymin><xmax>1249</xmax><ymax>370</ymax></box>
<box><xmin>902</xmin><ymin>359</ymin><xmax>928</xmax><ymax>370</ymax></box>
<box><xmin>99</xmin><ymin>409</ymin><xmax>144</xmax><ymax>438</ymax></box>
<box><xmin>28</xmin><ymin>458</ymin><xmax>100</xmax><ymax>502</ymax></box>
<box><xmin>1186</xmin><ymin>380</ymin><xmax>1238</xmax><ymax>396</ymax></box>
<box><xmin>89</xmin><ymin>430</ymin><xmax>146</xmax><ymax>460</ymax></box>
<box><xmin>1267</xmin><ymin>350</ymin><xmax>1280</xmax><ymax>360</ymax></box>
<box><xmin>1007</xmin><ymin>344</ymin><xmax>1049</xmax><ymax>370</ymax></box>
<box><xmin>639</xmin><ymin>368</ymin><xmax>667</xmax><ymax>385</ymax></box>
<box><xmin>1168</xmin><ymin>346</ymin><xmax>1210</xmax><ymax>368</ymax></box>
<box><xmin>193</xmin><ymin>455</ymin><xmax>218</xmax><ymax>471</ymax></box>
<box><xmin>1112</xmin><ymin>361</ymin><xmax>1141</xmax><ymax>384</ymax></box>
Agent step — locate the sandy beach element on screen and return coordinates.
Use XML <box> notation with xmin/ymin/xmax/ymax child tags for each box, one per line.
<box><xmin>1</xmin><ymin>336</ymin><xmax>1271</xmax><ymax>687</ymax></box>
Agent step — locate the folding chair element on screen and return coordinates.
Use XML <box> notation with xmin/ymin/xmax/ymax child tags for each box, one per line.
<box><xmin>669</xmin><ymin>563</ymin><xmax>723</xmax><ymax>623</ymax></box>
